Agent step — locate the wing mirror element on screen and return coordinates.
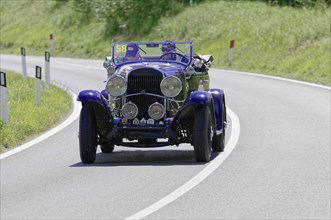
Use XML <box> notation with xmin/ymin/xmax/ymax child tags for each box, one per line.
<box><xmin>103</xmin><ymin>57</ymin><xmax>115</xmax><ymax>78</ymax></box>
<box><xmin>107</xmin><ymin>66</ymin><xmax>115</xmax><ymax>78</ymax></box>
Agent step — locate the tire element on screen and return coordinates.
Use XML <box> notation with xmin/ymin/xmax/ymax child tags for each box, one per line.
<box><xmin>193</xmin><ymin>106</ymin><xmax>212</xmax><ymax>162</ymax></box>
<box><xmin>212</xmin><ymin>102</ymin><xmax>226</xmax><ymax>152</ymax></box>
<box><xmin>79</xmin><ymin>106</ymin><xmax>97</xmax><ymax>164</ymax></box>
<box><xmin>100</xmin><ymin>144</ymin><xmax>114</xmax><ymax>153</ymax></box>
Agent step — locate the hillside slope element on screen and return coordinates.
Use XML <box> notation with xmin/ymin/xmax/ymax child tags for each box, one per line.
<box><xmin>0</xmin><ymin>0</ymin><xmax>330</xmax><ymax>85</ymax></box>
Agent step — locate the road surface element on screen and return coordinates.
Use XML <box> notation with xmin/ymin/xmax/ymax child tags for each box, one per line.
<box><xmin>1</xmin><ymin>55</ymin><xmax>330</xmax><ymax>219</ymax></box>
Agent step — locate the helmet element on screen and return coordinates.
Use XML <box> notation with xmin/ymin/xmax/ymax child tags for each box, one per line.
<box><xmin>161</xmin><ymin>40</ymin><xmax>176</xmax><ymax>52</ymax></box>
<box><xmin>126</xmin><ymin>42</ymin><xmax>139</xmax><ymax>57</ymax></box>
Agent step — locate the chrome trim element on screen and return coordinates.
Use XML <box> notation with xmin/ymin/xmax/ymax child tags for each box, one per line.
<box><xmin>109</xmin><ymin>92</ymin><xmax>185</xmax><ymax>109</ymax></box>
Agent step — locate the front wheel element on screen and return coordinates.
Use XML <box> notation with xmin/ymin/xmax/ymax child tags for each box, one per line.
<box><xmin>193</xmin><ymin>106</ymin><xmax>212</xmax><ymax>162</ymax></box>
<box><xmin>79</xmin><ymin>106</ymin><xmax>97</xmax><ymax>164</ymax></box>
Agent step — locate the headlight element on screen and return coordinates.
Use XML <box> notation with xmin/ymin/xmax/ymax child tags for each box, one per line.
<box><xmin>148</xmin><ymin>102</ymin><xmax>165</xmax><ymax>120</ymax></box>
<box><xmin>106</xmin><ymin>75</ymin><xmax>127</xmax><ymax>97</ymax></box>
<box><xmin>160</xmin><ymin>76</ymin><xmax>182</xmax><ymax>97</ymax></box>
<box><xmin>122</xmin><ymin>102</ymin><xmax>138</xmax><ymax>119</ymax></box>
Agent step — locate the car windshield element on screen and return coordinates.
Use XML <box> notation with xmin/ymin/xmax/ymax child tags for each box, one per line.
<box><xmin>112</xmin><ymin>41</ymin><xmax>192</xmax><ymax>66</ymax></box>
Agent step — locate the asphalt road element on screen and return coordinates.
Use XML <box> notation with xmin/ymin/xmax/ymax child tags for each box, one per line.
<box><xmin>0</xmin><ymin>55</ymin><xmax>330</xmax><ymax>219</ymax></box>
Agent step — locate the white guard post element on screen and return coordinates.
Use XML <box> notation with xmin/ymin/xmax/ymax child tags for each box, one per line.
<box><xmin>198</xmin><ymin>80</ymin><xmax>204</xmax><ymax>91</ymax></box>
<box><xmin>50</xmin><ymin>33</ymin><xmax>54</xmax><ymax>56</ymax></box>
<box><xmin>0</xmin><ymin>71</ymin><xmax>9</xmax><ymax>123</ymax></box>
<box><xmin>21</xmin><ymin>47</ymin><xmax>27</xmax><ymax>80</ymax></box>
<box><xmin>35</xmin><ymin>66</ymin><xmax>42</xmax><ymax>106</ymax></box>
<box><xmin>228</xmin><ymin>40</ymin><xmax>235</xmax><ymax>66</ymax></box>
<box><xmin>45</xmin><ymin>51</ymin><xmax>50</xmax><ymax>90</ymax></box>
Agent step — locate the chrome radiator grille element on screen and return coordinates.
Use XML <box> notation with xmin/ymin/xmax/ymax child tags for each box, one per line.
<box><xmin>126</xmin><ymin>68</ymin><xmax>163</xmax><ymax>120</ymax></box>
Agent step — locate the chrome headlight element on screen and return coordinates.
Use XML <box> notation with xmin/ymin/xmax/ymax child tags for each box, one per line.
<box><xmin>106</xmin><ymin>75</ymin><xmax>127</xmax><ymax>97</ymax></box>
<box><xmin>122</xmin><ymin>102</ymin><xmax>138</xmax><ymax>119</ymax></box>
<box><xmin>160</xmin><ymin>76</ymin><xmax>182</xmax><ymax>97</ymax></box>
<box><xmin>148</xmin><ymin>102</ymin><xmax>165</xmax><ymax>120</ymax></box>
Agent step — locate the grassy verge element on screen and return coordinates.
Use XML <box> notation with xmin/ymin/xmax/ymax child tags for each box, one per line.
<box><xmin>146</xmin><ymin>1</ymin><xmax>330</xmax><ymax>85</ymax></box>
<box><xmin>0</xmin><ymin>70</ymin><xmax>72</xmax><ymax>152</ymax></box>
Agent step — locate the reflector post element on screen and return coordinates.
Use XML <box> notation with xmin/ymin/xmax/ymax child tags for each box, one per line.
<box><xmin>45</xmin><ymin>51</ymin><xmax>50</xmax><ymax>89</ymax></box>
<box><xmin>0</xmin><ymin>71</ymin><xmax>8</xmax><ymax>123</ymax></box>
<box><xmin>230</xmin><ymin>40</ymin><xmax>235</xmax><ymax>48</ymax></box>
<box><xmin>50</xmin><ymin>33</ymin><xmax>54</xmax><ymax>56</ymax></box>
<box><xmin>0</xmin><ymin>71</ymin><xmax>6</xmax><ymax>87</ymax></box>
<box><xmin>36</xmin><ymin>66</ymin><xmax>42</xmax><ymax>79</ymax></box>
<box><xmin>228</xmin><ymin>40</ymin><xmax>235</xmax><ymax>66</ymax></box>
<box><xmin>35</xmin><ymin>66</ymin><xmax>42</xmax><ymax>106</ymax></box>
<box><xmin>21</xmin><ymin>47</ymin><xmax>27</xmax><ymax>80</ymax></box>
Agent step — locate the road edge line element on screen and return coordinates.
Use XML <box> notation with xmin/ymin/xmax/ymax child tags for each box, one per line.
<box><xmin>216</xmin><ymin>69</ymin><xmax>331</xmax><ymax>90</ymax></box>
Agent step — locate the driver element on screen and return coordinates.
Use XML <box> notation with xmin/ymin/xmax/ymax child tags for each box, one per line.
<box><xmin>160</xmin><ymin>40</ymin><xmax>188</xmax><ymax>63</ymax></box>
<box><xmin>121</xmin><ymin>42</ymin><xmax>141</xmax><ymax>62</ymax></box>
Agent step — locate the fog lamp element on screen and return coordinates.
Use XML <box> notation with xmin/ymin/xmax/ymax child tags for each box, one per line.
<box><xmin>148</xmin><ymin>102</ymin><xmax>165</xmax><ymax>120</ymax></box>
<box><xmin>122</xmin><ymin>102</ymin><xmax>138</xmax><ymax>119</ymax></box>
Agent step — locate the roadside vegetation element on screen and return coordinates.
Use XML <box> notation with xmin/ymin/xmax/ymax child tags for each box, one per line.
<box><xmin>1</xmin><ymin>0</ymin><xmax>330</xmax><ymax>85</ymax></box>
<box><xmin>1</xmin><ymin>0</ymin><xmax>329</xmax><ymax>85</ymax></box>
<box><xmin>0</xmin><ymin>71</ymin><xmax>72</xmax><ymax>152</ymax></box>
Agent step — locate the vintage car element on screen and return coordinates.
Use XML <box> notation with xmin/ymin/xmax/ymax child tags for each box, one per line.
<box><xmin>77</xmin><ymin>41</ymin><xmax>227</xmax><ymax>163</ymax></box>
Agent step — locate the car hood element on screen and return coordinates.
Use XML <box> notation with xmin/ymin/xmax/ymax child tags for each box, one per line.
<box><xmin>117</xmin><ymin>62</ymin><xmax>186</xmax><ymax>77</ymax></box>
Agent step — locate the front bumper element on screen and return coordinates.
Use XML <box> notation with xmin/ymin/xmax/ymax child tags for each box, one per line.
<box><xmin>112</xmin><ymin>124</ymin><xmax>173</xmax><ymax>139</ymax></box>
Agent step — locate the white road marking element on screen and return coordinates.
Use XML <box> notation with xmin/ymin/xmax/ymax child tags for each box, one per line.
<box><xmin>218</xmin><ymin>69</ymin><xmax>331</xmax><ymax>90</ymax></box>
<box><xmin>0</xmin><ymin>89</ymin><xmax>80</xmax><ymax>160</ymax></box>
<box><xmin>125</xmin><ymin>107</ymin><xmax>240</xmax><ymax>220</ymax></box>
<box><xmin>51</xmin><ymin>61</ymin><xmax>104</xmax><ymax>70</ymax></box>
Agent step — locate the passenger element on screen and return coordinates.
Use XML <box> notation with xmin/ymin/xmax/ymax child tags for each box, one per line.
<box><xmin>121</xmin><ymin>43</ymin><xmax>141</xmax><ymax>62</ymax></box>
<box><xmin>161</xmin><ymin>40</ymin><xmax>177</xmax><ymax>59</ymax></box>
<box><xmin>161</xmin><ymin>40</ymin><xmax>188</xmax><ymax>63</ymax></box>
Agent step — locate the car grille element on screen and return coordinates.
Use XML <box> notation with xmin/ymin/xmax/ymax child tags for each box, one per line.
<box><xmin>126</xmin><ymin>68</ymin><xmax>164</xmax><ymax>120</ymax></box>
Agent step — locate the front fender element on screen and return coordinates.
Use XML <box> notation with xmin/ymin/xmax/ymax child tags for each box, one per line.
<box><xmin>173</xmin><ymin>91</ymin><xmax>212</xmax><ymax>126</ymax></box>
<box><xmin>77</xmin><ymin>90</ymin><xmax>108</xmax><ymax>111</ymax></box>
<box><xmin>209</xmin><ymin>89</ymin><xmax>226</xmax><ymax>131</ymax></box>
<box><xmin>186</xmin><ymin>91</ymin><xmax>211</xmax><ymax>105</ymax></box>
<box><xmin>77</xmin><ymin>90</ymin><xmax>112</xmax><ymax>133</ymax></box>
<box><xmin>173</xmin><ymin>90</ymin><xmax>225</xmax><ymax>135</ymax></box>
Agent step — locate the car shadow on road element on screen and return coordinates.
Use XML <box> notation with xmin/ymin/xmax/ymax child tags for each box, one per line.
<box><xmin>70</xmin><ymin>149</ymin><xmax>220</xmax><ymax>167</ymax></box>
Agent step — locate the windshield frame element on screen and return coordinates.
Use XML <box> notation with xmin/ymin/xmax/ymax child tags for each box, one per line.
<box><xmin>111</xmin><ymin>41</ymin><xmax>193</xmax><ymax>67</ymax></box>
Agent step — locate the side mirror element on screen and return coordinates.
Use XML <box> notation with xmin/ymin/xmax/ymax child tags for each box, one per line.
<box><xmin>103</xmin><ymin>61</ymin><xmax>110</xmax><ymax>69</ymax></box>
<box><xmin>103</xmin><ymin>56</ymin><xmax>112</xmax><ymax>69</ymax></box>
<box><xmin>107</xmin><ymin>66</ymin><xmax>115</xmax><ymax>78</ymax></box>
<box><xmin>103</xmin><ymin>57</ymin><xmax>115</xmax><ymax>78</ymax></box>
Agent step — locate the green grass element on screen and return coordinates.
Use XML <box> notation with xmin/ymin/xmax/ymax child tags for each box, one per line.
<box><xmin>147</xmin><ymin>1</ymin><xmax>330</xmax><ymax>85</ymax></box>
<box><xmin>0</xmin><ymin>71</ymin><xmax>72</xmax><ymax>152</ymax></box>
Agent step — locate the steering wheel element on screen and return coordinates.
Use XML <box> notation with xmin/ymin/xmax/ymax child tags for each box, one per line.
<box><xmin>159</xmin><ymin>52</ymin><xmax>187</xmax><ymax>61</ymax></box>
